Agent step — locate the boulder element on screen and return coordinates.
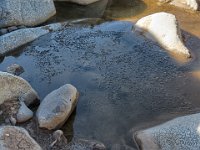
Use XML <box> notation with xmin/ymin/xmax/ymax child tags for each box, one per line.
<box><xmin>16</xmin><ymin>101</ymin><xmax>33</xmax><ymax>123</ymax></box>
<box><xmin>37</xmin><ymin>84</ymin><xmax>79</xmax><ymax>130</ymax></box>
<box><xmin>0</xmin><ymin>71</ymin><xmax>39</xmax><ymax>106</ymax></box>
<box><xmin>158</xmin><ymin>0</ymin><xmax>199</xmax><ymax>11</ymax></box>
<box><xmin>134</xmin><ymin>12</ymin><xmax>191</xmax><ymax>57</ymax></box>
<box><xmin>134</xmin><ymin>113</ymin><xmax>200</xmax><ymax>150</ymax></box>
<box><xmin>0</xmin><ymin>126</ymin><xmax>42</xmax><ymax>150</ymax></box>
<box><xmin>0</xmin><ymin>23</ymin><xmax>63</xmax><ymax>56</ymax></box>
<box><xmin>0</xmin><ymin>0</ymin><xmax>56</xmax><ymax>28</ymax></box>
<box><xmin>54</xmin><ymin>0</ymin><xmax>101</xmax><ymax>5</ymax></box>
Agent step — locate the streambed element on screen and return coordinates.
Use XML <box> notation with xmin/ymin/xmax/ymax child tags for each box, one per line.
<box><xmin>1</xmin><ymin>0</ymin><xmax>200</xmax><ymax>149</ymax></box>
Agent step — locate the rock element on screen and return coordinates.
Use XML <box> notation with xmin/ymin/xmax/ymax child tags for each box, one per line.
<box><xmin>0</xmin><ymin>0</ymin><xmax>56</xmax><ymax>28</ymax></box>
<box><xmin>134</xmin><ymin>12</ymin><xmax>191</xmax><ymax>57</ymax></box>
<box><xmin>7</xmin><ymin>26</ymin><xmax>18</xmax><ymax>32</ymax></box>
<box><xmin>0</xmin><ymin>23</ymin><xmax>63</xmax><ymax>56</ymax></box>
<box><xmin>37</xmin><ymin>84</ymin><xmax>79</xmax><ymax>130</ymax></box>
<box><xmin>7</xmin><ymin>64</ymin><xmax>24</xmax><ymax>75</ymax></box>
<box><xmin>50</xmin><ymin>130</ymin><xmax>64</xmax><ymax>147</ymax></box>
<box><xmin>158</xmin><ymin>0</ymin><xmax>199</xmax><ymax>11</ymax></box>
<box><xmin>16</xmin><ymin>101</ymin><xmax>33</xmax><ymax>123</ymax></box>
<box><xmin>67</xmin><ymin>138</ymin><xmax>106</xmax><ymax>150</ymax></box>
<box><xmin>0</xmin><ymin>126</ymin><xmax>42</xmax><ymax>150</ymax></box>
<box><xmin>9</xmin><ymin>116</ymin><xmax>16</xmax><ymax>125</ymax></box>
<box><xmin>0</xmin><ymin>29</ymin><xmax>8</xmax><ymax>35</ymax></box>
<box><xmin>0</xmin><ymin>71</ymin><xmax>39</xmax><ymax>106</ymax></box>
<box><xmin>134</xmin><ymin>113</ymin><xmax>200</xmax><ymax>150</ymax></box>
<box><xmin>54</xmin><ymin>0</ymin><xmax>101</xmax><ymax>5</ymax></box>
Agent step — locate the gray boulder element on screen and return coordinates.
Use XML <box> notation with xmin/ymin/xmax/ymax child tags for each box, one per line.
<box><xmin>0</xmin><ymin>23</ymin><xmax>63</xmax><ymax>56</ymax></box>
<box><xmin>0</xmin><ymin>71</ymin><xmax>39</xmax><ymax>106</ymax></box>
<box><xmin>134</xmin><ymin>113</ymin><xmax>200</xmax><ymax>150</ymax></box>
<box><xmin>54</xmin><ymin>0</ymin><xmax>101</xmax><ymax>5</ymax></box>
<box><xmin>134</xmin><ymin>12</ymin><xmax>191</xmax><ymax>57</ymax></box>
<box><xmin>0</xmin><ymin>126</ymin><xmax>42</xmax><ymax>150</ymax></box>
<box><xmin>0</xmin><ymin>0</ymin><xmax>56</xmax><ymax>28</ymax></box>
<box><xmin>37</xmin><ymin>84</ymin><xmax>79</xmax><ymax>130</ymax></box>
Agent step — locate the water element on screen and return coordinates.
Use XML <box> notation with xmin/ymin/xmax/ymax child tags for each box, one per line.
<box><xmin>1</xmin><ymin>0</ymin><xmax>200</xmax><ymax>149</ymax></box>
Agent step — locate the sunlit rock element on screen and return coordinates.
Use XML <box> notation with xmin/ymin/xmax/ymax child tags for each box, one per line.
<box><xmin>158</xmin><ymin>0</ymin><xmax>199</xmax><ymax>11</ymax></box>
<box><xmin>37</xmin><ymin>84</ymin><xmax>79</xmax><ymax>130</ymax></box>
<box><xmin>134</xmin><ymin>113</ymin><xmax>200</xmax><ymax>150</ymax></box>
<box><xmin>134</xmin><ymin>12</ymin><xmax>191</xmax><ymax>57</ymax></box>
<box><xmin>0</xmin><ymin>126</ymin><xmax>42</xmax><ymax>150</ymax></box>
<box><xmin>0</xmin><ymin>0</ymin><xmax>56</xmax><ymax>28</ymax></box>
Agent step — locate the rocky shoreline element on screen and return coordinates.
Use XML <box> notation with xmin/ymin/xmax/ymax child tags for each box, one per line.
<box><xmin>1</xmin><ymin>0</ymin><xmax>200</xmax><ymax>149</ymax></box>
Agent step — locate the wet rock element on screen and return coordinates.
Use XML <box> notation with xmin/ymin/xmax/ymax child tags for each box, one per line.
<box><xmin>0</xmin><ymin>0</ymin><xmax>56</xmax><ymax>28</ymax></box>
<box><xmin>0</xmin><ymin>23</ymin><xmax>63</xmax><ymax>56</ymax></box>
<box><xmin>134</xmin><ymin>113</ymin><xmax>200</xmax><ymax>150</ymax></box>
<box><xmin>37</xmin><ymin>84</ymin><xmax>79</xmax><ymax>130</ymax></box>
<box><xmin>0</xmin><ymin>126</ymin><xmax>42</xmax><ymax>150</ymax></box>
<box><xmin>0</xmin><ymin>29</ymin><xmax>8</xmax><ymax>35</ymax></box>
<box><xmin>16</xmin><ymin>101</ymin><xmax>33</xmax><ymax>123</ymax></box>
<box><xmin>67</xmin><ymin>138</ymin><xmax>106</xmax><ymax>150</ymax></box>
<box><xmin>7</xmin><ymin>64</ymin><xmax>24</xmax><ymax>75</ymax></box>
<box><xmin>0</xmin><ymin>71</ymin><xmax>39</xmax><ymax>105</ymax></box>
<box><xmin>158</xmin><ymin>0</ymin><xmax>199</xmax><ymax>11</ymax></box>
<box><xmin>54</xmin><ymin>0</ymin><xmax>101</xmax><ymax>5</ymax></box>
<box><xmin>134</xmin><ymin>12</ymin><xmax>191</xmax><ymax>57</ymax></box>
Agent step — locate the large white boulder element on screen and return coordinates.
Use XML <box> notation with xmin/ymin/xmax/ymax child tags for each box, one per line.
<box><xmin>0</xmin><ymin>0</ymin><xmax>56</xmax><ymax>28</ymax></box>
<box><xmin>134</xmin><ymin>12</ymin><xmax>191</xmax><ymax>57</ymax></box>
<box><xmin>0</xmin><ymin>23</ymin><xmax>63</xmax><ymax>56</ymax></box>
<box><xmin>37</xmin><ymin>84</ymin><xmax>79</xmax><ymax>130</ymax></box>
<box><xmin>54</xmin><ymin>0</ymin><xmax>101</xmax><ymax>5</ymax></box>
<box><xmin>134</xmin><ymin>113</ymin><xmax>200</xmax><ymax>150</ymax></box>
<box><xmin>158</xmin><ymin>0</ymin><xmax>199</xmax><ymax>11</ymax></box>
<box><xmin>0</xmin><ymin>71</ymin><xmax>39</xmax><ymax>106</ymax></box>
<box><xmin>0</xmin><ymin>126</ymin><xmax>42</xmax><ymax>150</ymax></box>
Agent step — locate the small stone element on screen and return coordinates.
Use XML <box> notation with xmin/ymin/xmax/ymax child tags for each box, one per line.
<box><xmin>53</xmin><ymin>130</ymin><xmax>63</xmax><ymax>141</ymax></box>
<box><xmin>16</xmin><ymin>101</ymin><xmax>33</xmax><ymax>123</ymax></box>
<box><xmin>9</xmin><ymin>116</ymin><xmax>16</xmax><ymax>125</ymax></box>
<box><xmin>50</xmin><ymin>130</ymin><xmax>64</xmax><ymax>147</ymax></box>
<box><xmin>7</xmin><ymin>64</ymin><xmax>24</xmax><ymax>75</ymax></box>
<box><xmin>8</xmin><ymin>26</ymin><xmax>18</xmax><ymax>32</ymax></box>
